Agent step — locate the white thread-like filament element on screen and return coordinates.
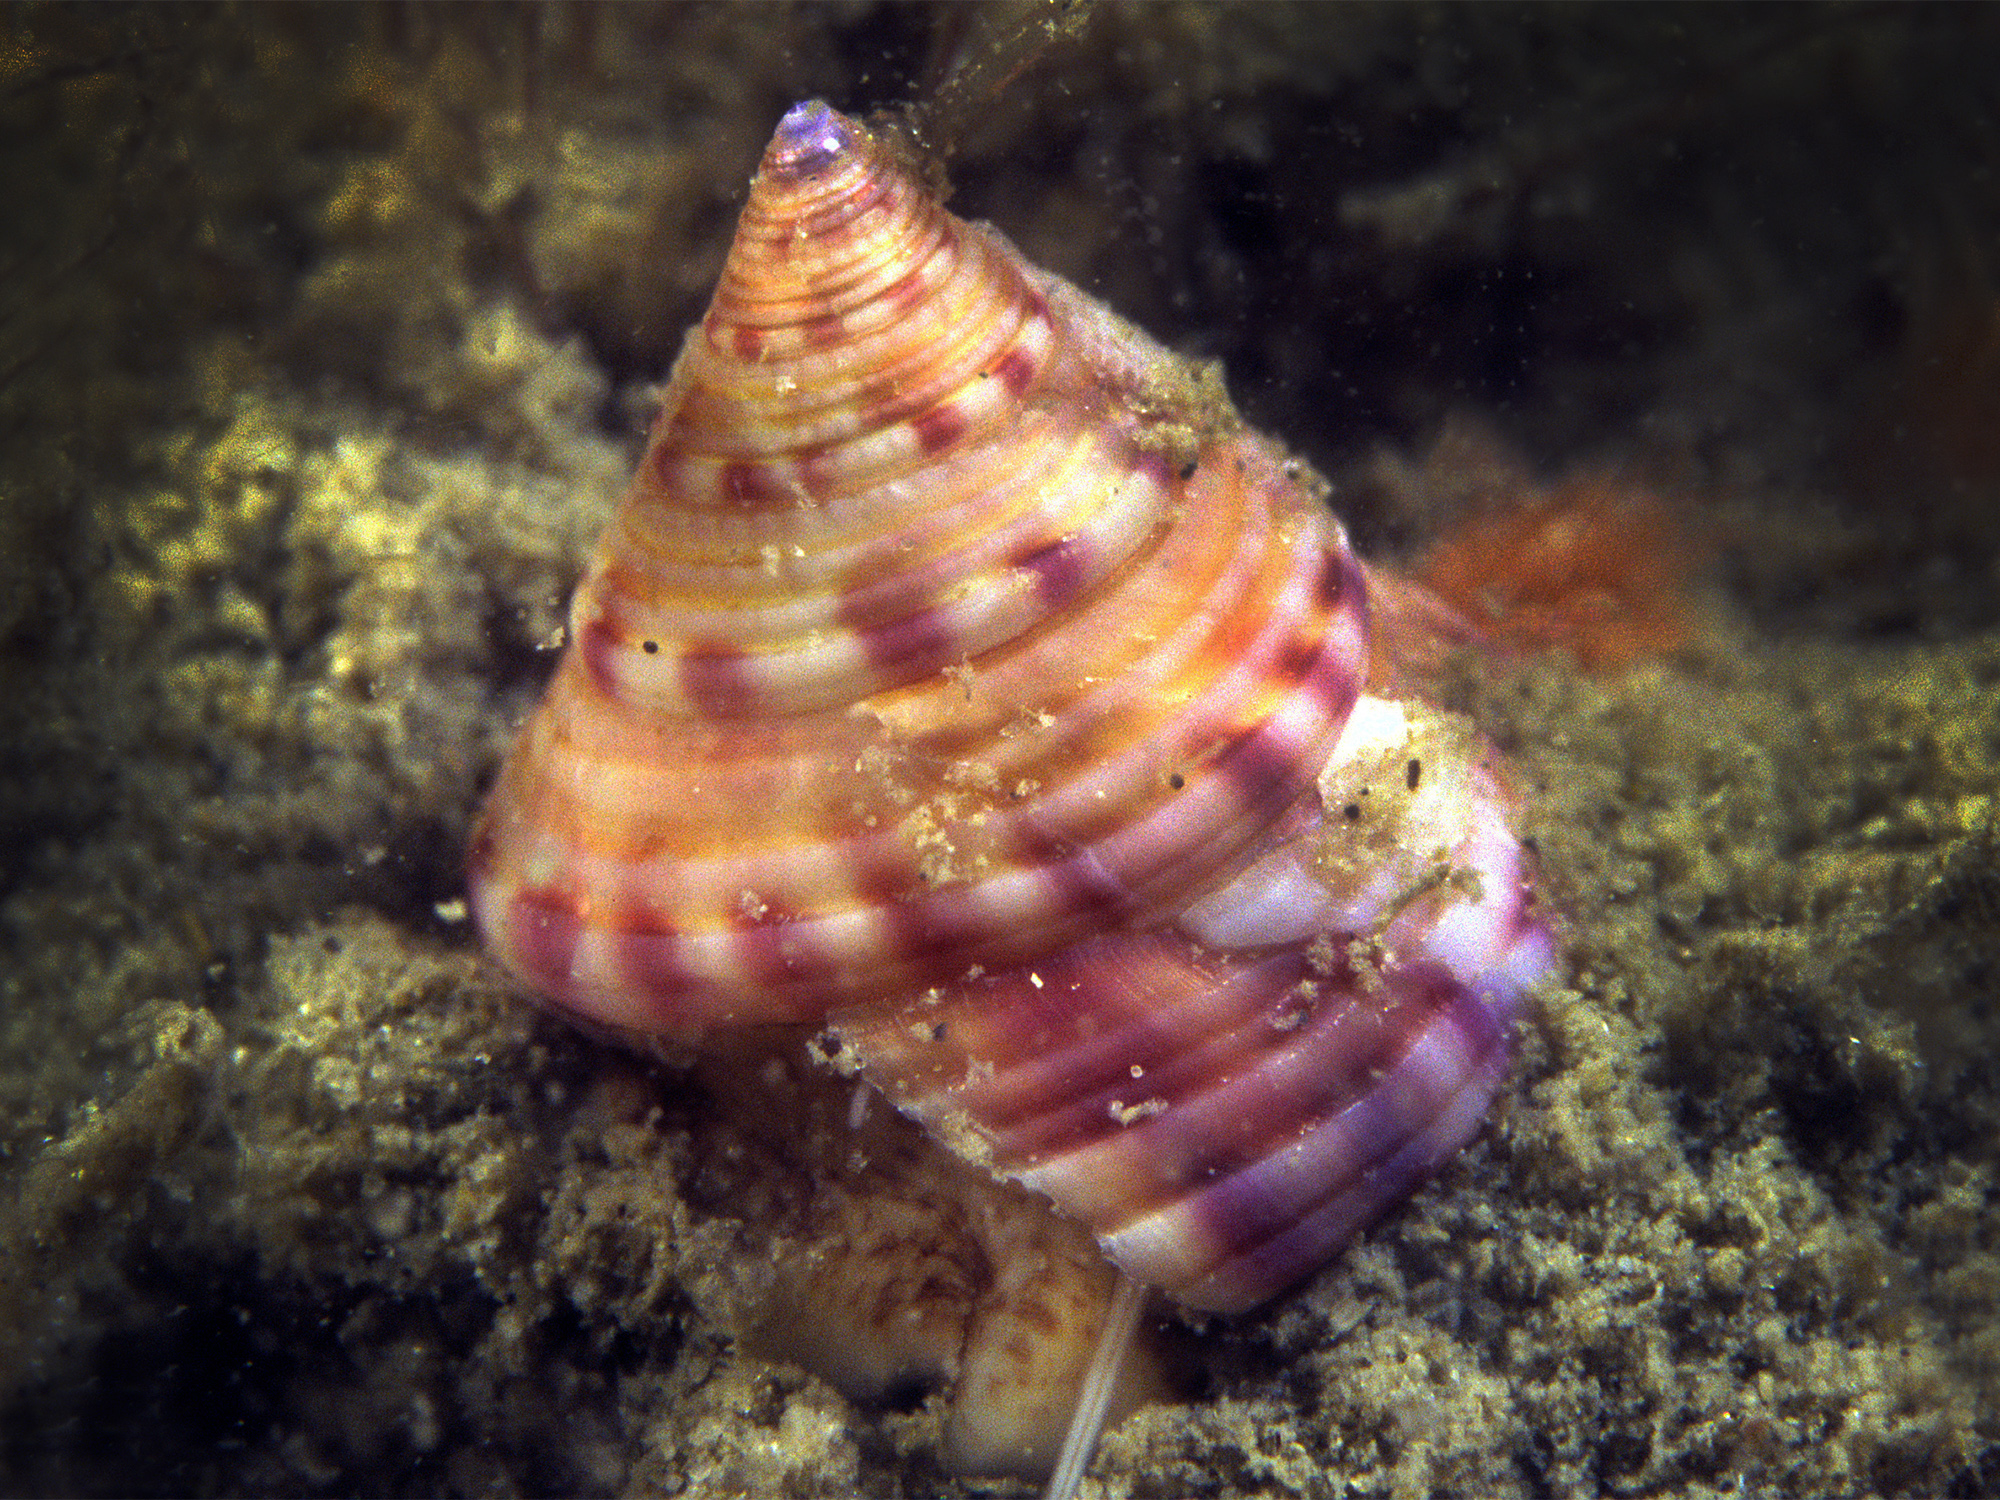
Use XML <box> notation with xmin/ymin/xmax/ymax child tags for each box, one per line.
<box><xmin>1042</xmin><ymin>1269</ymin><xmax>1147</xmax><ymax>1500</ymax></box>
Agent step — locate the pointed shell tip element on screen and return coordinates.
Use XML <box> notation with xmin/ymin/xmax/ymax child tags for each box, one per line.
<box><xmin>769</xmin><ymin>99</ymin><xmax>853</xmax><ymax>181</ymax></box>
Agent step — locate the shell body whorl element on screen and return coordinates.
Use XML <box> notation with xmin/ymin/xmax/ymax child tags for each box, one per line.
<box><xmin>469</xmin><ymin>101</ymin><xmax>1551</xmax><ymax>1313</ymax></box>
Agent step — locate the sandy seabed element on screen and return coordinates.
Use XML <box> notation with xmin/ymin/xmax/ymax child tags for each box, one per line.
<box><xmin>2</xmin><ymin>6</ymin><xmax>1996</xmax><ymax>1497</ymax></box>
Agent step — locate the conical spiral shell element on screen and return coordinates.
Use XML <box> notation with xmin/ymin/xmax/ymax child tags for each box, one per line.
<box><xmin>468</xmin><ymin>101</ymin><xmax>1551</xmax><ymax>1313</ymax></box>
<box><xmin>470</xmin><ymin>101</ymin><xmax>1366</xmax><ymax>1030</ymax></box>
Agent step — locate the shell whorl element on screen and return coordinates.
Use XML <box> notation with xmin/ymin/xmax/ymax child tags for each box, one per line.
<box><xmin>833</xmin><ymin>696</ymin><xmax>1554</xmax><ymax>1311</ymax></box>
<box><xmin>470</xmin><ymin>101</ymin><xmax>1368</xmax><ymax>1032</ymax></box>
<box><xmin>468</xmin><ymin>101</ymin><xmax>1552</xmax><ymax>1315</ymax></box>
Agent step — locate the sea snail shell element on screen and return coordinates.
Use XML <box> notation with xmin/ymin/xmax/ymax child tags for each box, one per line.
<box><xmin>468</xmin><ymin>101</ymin><xmax>1554</xmax><ymax>1316</ymax></box>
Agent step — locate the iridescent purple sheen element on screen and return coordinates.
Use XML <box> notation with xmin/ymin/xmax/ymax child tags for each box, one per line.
<box><xmin>767</xmin><ymin>99</ymin><xmax>850</xmax><ymax>181</ymax></box>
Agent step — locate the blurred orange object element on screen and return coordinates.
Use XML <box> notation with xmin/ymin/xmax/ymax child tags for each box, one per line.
<box><xmin>1408</xmin><ymin>475</ymin><xmax>1697</xmax><ymax>672</ymax></box>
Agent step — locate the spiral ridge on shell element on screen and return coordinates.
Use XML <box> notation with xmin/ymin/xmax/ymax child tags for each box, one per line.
<box><xmin>468</xmin><ymin>100</ymin><xmax>1553</xmax><ymax>1313</ymax></box>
